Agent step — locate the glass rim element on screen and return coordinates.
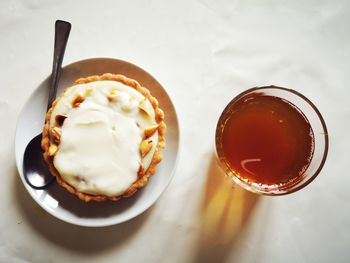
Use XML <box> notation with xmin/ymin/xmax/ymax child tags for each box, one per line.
<box><xmin>215</xmin><ymin>85</ymin><xmax>329</xmax><ymax>196</ymax></box>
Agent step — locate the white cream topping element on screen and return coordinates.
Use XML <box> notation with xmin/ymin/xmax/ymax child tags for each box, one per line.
<box><xmin>50</xmin><ymin>80</ymin><xmax>158</xmax><ymax>196</ymax></box>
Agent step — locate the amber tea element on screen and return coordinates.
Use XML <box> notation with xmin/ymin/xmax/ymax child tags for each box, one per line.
<box><xmin>216</xmin><ymin>91</ymin><xmax>315</xmax><ymax>189</ymax></box>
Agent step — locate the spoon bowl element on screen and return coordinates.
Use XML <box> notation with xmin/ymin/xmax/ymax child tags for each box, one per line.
<box><xmin>23</xmin><ymin>134</ymin><xmax>55</xmax><ymax>189</ymax></box>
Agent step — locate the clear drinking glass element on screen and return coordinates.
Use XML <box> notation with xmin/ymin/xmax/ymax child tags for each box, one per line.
<box><xmin>215</xmin><ymin>86</ymin><xmax>329</xmax><ymax>195</ymax></box>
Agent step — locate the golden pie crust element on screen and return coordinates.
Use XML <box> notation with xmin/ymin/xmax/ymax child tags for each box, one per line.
<box><xmin>41</xmin><ymin>73</ymin><xmax>166</xmax><ymax>202</ymax></box>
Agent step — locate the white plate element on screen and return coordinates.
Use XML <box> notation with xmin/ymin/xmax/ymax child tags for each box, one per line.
<box><xmin>15</xmin><ymin>58</ymin><xmax>179</xmax><ymax>227</ymax></box>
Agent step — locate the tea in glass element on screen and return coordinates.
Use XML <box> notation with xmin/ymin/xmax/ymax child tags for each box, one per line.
<box><xmin>216</xmin><ymin>86</ymin><xmax>328</xmax><ymax>195</ymax></box>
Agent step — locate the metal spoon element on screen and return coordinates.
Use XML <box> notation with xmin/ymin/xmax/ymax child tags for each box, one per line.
<box><xmin>23</xmin><ymin>20</ymin><xmax>71</xmax><ymax>189</ymax></box>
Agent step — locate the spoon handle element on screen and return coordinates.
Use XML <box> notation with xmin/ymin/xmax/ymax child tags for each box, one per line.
<box><xmin>47</xmin><ymin>20</ymin><xmax>71</xmax><ymax>110</ymax></box>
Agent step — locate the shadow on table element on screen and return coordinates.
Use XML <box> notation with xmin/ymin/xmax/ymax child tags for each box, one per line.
<box><xmin>193</xmin><ymin>154</ymin><xmax>261</xmax><ymax>263</ymax></box>
<box><xmin>13</xmin><ymin>168</ymin><xmax>151</xmax><ymax>255</ymax></box>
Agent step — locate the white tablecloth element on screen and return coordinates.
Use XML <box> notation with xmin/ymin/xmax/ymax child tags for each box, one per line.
<box><xmin>1</xmin><ymin>0</ymin><xmax>349</xmax><ymax>262</ymax></box>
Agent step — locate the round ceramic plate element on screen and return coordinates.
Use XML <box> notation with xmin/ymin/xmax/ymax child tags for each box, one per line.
<box><xmin>15</xmin><ymin>58</ymin><xmax>179</xmax><ymax>227</ymax></box>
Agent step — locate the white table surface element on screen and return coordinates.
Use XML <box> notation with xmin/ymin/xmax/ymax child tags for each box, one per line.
<box><xmin>1</xmin><ymin>0</ymin><xmax>349</xmax><ymax>262</ymax></box>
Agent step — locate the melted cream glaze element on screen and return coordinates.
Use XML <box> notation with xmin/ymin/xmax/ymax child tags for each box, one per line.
<box><xmin>50</xmin><ymin>81</ymin><xmax>158</xmax><ymax>196</ymax></box>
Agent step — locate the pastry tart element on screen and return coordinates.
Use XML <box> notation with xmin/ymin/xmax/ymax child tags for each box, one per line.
<box><xmin>41</xmin><ymin>73</ymin><xmax>166</xmax><ymax>202</ymax></box>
